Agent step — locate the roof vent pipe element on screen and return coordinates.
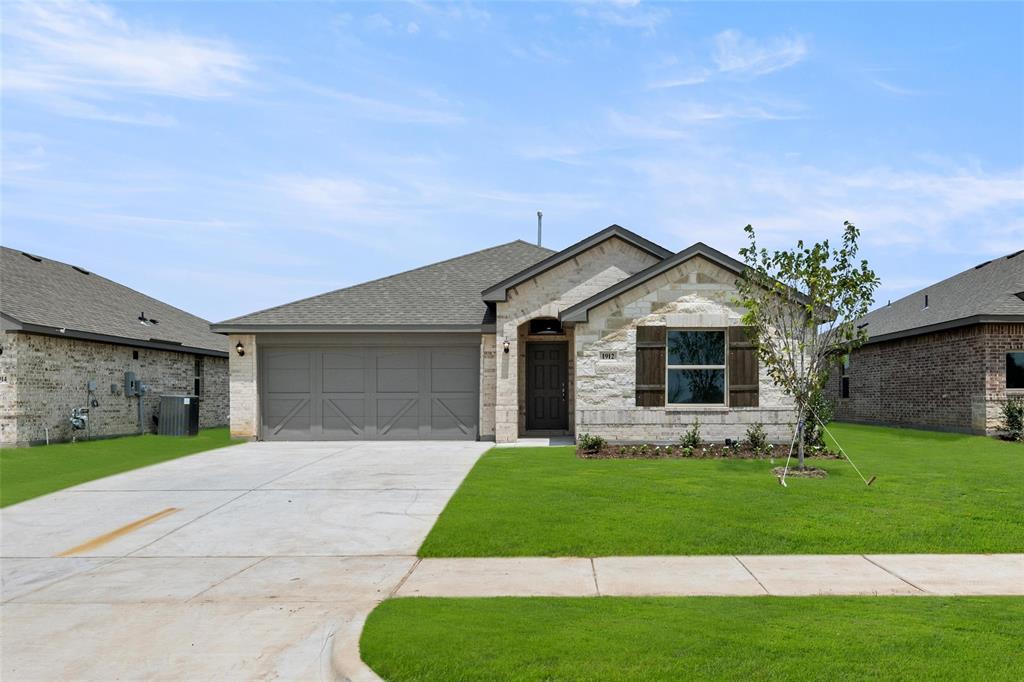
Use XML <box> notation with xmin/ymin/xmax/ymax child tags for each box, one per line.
<box><xmin>537</xmin><ymin>210</ymin><xmax>543</xmax><ymax>246</ymax></box>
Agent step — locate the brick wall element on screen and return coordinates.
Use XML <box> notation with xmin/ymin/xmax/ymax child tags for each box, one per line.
<box><xmin>0</xmin><ymin>331</ymin><xmax>228</xmax><ymax>447</ymax></box>
<box><xmin>825</xmin><ymin>323</ymin><xmax>1024</xmax><ymax>434</ymax></box>
<box><xmin>575</xmin><ymin>255</ymin><xmax>797</xmax><ymax>443</ymax></box>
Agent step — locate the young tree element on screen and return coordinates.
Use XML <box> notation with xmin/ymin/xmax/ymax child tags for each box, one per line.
<box><xmin>736</xmin><ymin>222</ymin><xmax>879</xmax><ymax>470</ymax></box>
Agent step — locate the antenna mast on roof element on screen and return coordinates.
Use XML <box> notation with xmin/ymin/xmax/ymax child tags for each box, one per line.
<box><xmin>537</xmin><ymin>210</ymin><xmax>543</xmax><ymax>246</ymax></box>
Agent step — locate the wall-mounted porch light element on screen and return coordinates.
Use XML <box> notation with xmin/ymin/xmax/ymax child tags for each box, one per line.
<box><xmin>235</xmin><ymin>341</ymin><xmax>245</xmax><ymax>357</ymax></box>
<box><xmin>502</xmin><ymin>340</ymin><xmax>510</xmax><ymax>354</ymax></box>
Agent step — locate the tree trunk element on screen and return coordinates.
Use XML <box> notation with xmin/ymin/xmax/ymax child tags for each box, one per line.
<box><xmin>796</xmin><ymin>403</ymin><xmax>806</xmax><ymax>471</ymax></box>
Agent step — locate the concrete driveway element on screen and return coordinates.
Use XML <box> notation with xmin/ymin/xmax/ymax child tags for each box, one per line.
<box><xmin>1</xmin><ymin>440</ymin><xmax>489</xmax><ymax>681</ymax></box>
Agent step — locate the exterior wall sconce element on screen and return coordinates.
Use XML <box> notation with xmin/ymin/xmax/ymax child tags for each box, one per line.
<box><xmin>502</xmin><ymin>340</ymin><xmax>510</xmax><ymax>354</ymax></box>
<box><xmin>235</xmin><ymin>341</ymin><xmax>245</xmax><ymax>357</ymax></box>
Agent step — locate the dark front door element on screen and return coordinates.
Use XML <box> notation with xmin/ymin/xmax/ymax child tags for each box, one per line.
<box><xmin>525</xmin><ymin>343</ymin><xmax>568</xmax><ymax>431</ymax></box>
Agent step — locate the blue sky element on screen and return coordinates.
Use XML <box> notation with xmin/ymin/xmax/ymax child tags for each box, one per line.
<box><xmin>2</xmin><ymin>1</ymin><xmax>1022</xmax><ymax>322</ymax></box>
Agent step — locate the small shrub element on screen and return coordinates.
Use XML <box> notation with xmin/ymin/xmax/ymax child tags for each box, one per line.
<box><xmin>578</xmin><ymin>433</ymin><xmax>606</xmax><ymax>452</ymax></box>
<box><xmin>745</xmin><ymin>422</ymin><xmax>770</xmax><ymax>456</ymax></box>
<box><xmin>1001</xmin><ymin>397</ymin><xmax>1024</xmax><ymax>442</ymax></box>
<box><xmin>679</xmin><ymin>418</ymin><xmax>702</xmax><ymax>449</ymax></box>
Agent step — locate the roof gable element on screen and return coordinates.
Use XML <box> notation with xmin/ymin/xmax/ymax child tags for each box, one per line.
<box><xmin>481</xmin><ymin>225</ymin><xmax>673</xmax><ymax>302</ymax></box>
<box><xmin>0</xmin><ymin>246</ymin><xmax>227</xmax><ymax>355</ymax></box>
<box><xmin>560</xmin><ymin>242</ymin><xmax>748</xmax><ymax>323</ymax></box>
<box><xmin>213</xmin><ymin>240</ymin><xmax>554</xmax><ymax>332</ymax></box>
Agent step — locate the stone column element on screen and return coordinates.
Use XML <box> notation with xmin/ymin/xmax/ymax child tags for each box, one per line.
<box><xmin>228</xmin><ymin>334</ymin><xmax>258</xmax><ymax>439</ymax></box>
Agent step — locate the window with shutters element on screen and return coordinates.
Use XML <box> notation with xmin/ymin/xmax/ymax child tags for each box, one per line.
<box><xmin>666</xmin><ymin>330</ymin><xmax>726</xmax><ymax>405</ymax></box>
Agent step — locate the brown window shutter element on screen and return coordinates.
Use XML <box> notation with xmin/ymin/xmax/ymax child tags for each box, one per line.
<box><xmin>728</xmin><ymin>326</ymin><xmax>759</xmax><ymax>407</ymax></box>
<box><xmin>635</xmin><ymin>326</ymin><xmax>666</xmax><ymax>407</ymax></box>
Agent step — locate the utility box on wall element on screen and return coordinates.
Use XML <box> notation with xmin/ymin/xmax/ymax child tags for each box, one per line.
<box><xmin>158</xmin><ymin>395</ymin><xmax>200</xmax><ymax>436</ymax></box>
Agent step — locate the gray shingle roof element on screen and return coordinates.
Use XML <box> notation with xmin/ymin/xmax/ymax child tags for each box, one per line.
<box><xmin>213</xmin><ymin>240</ymin><xmax>555</xmax><ymax>331</ymax></box>
<box><xmin>860</xmin><ymin>249</ymin><xmax>1024</xmax><ymax>342</ymax></box>
<box><xmin>1</xmin><ymin>246</ymin><xmax>227</xmax><ymax>355</ymax></box>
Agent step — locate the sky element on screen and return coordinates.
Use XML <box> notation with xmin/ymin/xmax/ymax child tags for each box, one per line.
<box><xmin>2</xmin><ymin>1</ymin><xmax>1022</xmax><ymax>322</ymax></box>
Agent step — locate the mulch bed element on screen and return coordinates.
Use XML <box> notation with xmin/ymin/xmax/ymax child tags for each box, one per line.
<box><xmin>772</xmin><ymin>466</ymin><xmax>829</xmax><ymax>479</ymax></box>
<box><xmin>578</xmin><ymin>443</ymin><xmax>842</xmax><ymax>460</ymax></box>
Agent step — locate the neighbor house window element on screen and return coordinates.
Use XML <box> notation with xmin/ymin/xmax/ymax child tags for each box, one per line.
<box><xmin>666</xmin><ymin>330</ymin><xmax>726</xmax><ymax>405</ymax></box>
<box><xmin>1008</xmin><ymin>352</ymin><xmax>1024</xmax><ymax>390</ymax></box>
<box><xmin>194</xmin><ymin>356</ymin><xmax>204</xmax><ymax>397</ymax></box>
<box><xmin>840</xmin><ymin>355</ymin><xmax>850</xmax><ymax>399</ymax></box>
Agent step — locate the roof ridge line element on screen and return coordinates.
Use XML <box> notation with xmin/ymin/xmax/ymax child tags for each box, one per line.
<box><xmin>0</xmin><ymin>245</ymin><xmax>215</xmax><ymax>326</ymax></box>
<box><xmin>215</xmin><ymin>239</ymin><xmax>553</xmax><ymax>325</ymax></box>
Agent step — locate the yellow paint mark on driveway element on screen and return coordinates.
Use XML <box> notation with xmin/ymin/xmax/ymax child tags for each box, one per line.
<box><xmin>56</xmin><ymin>507</ymin><xmax>181</xmax><ymax>557</ymax></box>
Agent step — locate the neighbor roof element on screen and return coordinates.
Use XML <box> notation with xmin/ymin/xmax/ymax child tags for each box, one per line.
<box><xmin>857</xmin><ymin>248</ymin><xmax>1024</xmax><ymax>343</ymax></box>
<box><xmin>1</xmin><ymin>246</ymin><xmax>227</xmax><ymax>356</ymax></box>
<box><xmin>481</xmin><ymin>225</ymin><xmax>673</xmax><ymax>302</ymax></box>
<box><xmin>212</xmin><ymin>240</ymin><xmax>555</xmax><ymax>332</ymax></box>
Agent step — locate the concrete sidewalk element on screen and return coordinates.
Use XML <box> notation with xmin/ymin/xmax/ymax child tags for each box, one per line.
<box><xmin>396</xmin><ymin>554</ymin><xmax>1024</xmax><ymax>598</ymax></box>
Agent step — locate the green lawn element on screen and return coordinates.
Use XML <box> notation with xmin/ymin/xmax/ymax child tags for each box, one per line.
<box><xmin>419</xmin><ymin>423</ymin><xmax>1024</xmax><ymax>556</ymax></box>
<box><xmin>0</xmin><ymin>427</ymin><xmax>241</xmax><ymax>507</ymax></box>
<box><xmin>362</xmin><ymin>596</ymin><xmax>1024</xmax><ymax>681</ymax></box>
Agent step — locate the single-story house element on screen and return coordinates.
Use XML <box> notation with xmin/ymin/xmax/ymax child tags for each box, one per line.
<box><xmin>0</xmin><ymin>246</ymin><xmax>229</xmax><ymax>446</ymax></box>
<box><xmin>825</xmin><ymin>248</ymin><xmax>1024</xmax><ymax>434</ymax></box>
<box><xmin>213</xmin><ymin>225</ymin><xmax>796</xmax><ymax>444</ymax></box>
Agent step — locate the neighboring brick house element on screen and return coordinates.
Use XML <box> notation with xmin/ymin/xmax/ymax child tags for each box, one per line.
<box><xmin>213</xmin><ymin>225</ymin><xmax>799</xmax><ymax>444</ymax></box>
<box><xmin>0</xmin><ymin>247</ymin><xmax>229</xmax><ymax>446</ymax></box>
<box><xmin>825</xmin><ymin>249</ymin><xmax>1024</xmax><ymax>434</ymax></box>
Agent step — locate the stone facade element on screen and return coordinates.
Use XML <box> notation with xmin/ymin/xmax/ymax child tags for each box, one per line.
<box><xmin>826</xmin><ymin>322</ymin><xmax>1024</xmax><ymax>434</ymax></box>
<box><xmin>574</xmin><ymin>255</ymin><xmax>797</xmax><ymax>443</ymax></box>
<box><xmin>479</xmin><ymin>333</ymin><xmax>496</xmax><ymax>439</ymax></box>
<box><xmin>0</xmin><ymin>332</ymin><xmax>228</xmax><ymax>447</ymax></box>
<box><xmin>494</xmin><ymin>236</ymin><xmax>661</xmax><ymax>442</ymax></box>
<box><xmin>228</xmin><ymin>333</ymin><xmax>258</xmax><ymax>439</ymax></box>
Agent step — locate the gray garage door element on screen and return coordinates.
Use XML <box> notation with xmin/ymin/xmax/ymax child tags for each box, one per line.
<box><xmin>260</xmin><ymin>344</ymin><xmax>479</xmax><ymax>441</ymax></box>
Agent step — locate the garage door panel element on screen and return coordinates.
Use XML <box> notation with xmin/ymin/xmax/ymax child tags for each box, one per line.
<box><xmin>261</xmin><ymin>342</ymin><xmax>478</xmax><ymax>441</ymax></box>
<box><xmin>322</xmin><ymin>350</ymin><xmax>365</xmax><ymax>393</ymax></box>
<box><xmin>377</xmin><ymin>398</ymin><xmax>420</xmax><ymax>438</ymax></box>
<box><xmin>322</xmin><ymin>398</ymin><xmax>365</xmax><ymax>437</ymax></box>
<box><xmin>377</xmin><ymin>369</ymin><xmax>419</xmax><ymax>393</ymax></box>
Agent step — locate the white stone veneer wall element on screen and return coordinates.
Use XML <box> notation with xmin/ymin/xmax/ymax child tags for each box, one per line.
<box><xmin>574</xmin><ymin>256</ymin><xmax>798</xmax><ymax>443</ymax></box>
<box><xmin>494</xmin><ymin>237</ymin><xmax>661</xmax><ymax>442</ymax></box>
<box><xmin>479</xmin><ymin>333</ymin><xmax>496</xmax><ymax>439</ymax></box>
<box><xmin>228</xmin><ymin>333</ymin><xmax>258</xmax><ymax>439</ymax></box>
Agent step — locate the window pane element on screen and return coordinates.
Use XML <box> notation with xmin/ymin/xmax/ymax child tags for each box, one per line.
<box><xmin>668</xmin><ymin>369</ymin><xmax>725</xmax><ymax>404</ymax></box>
<box><xmin>1008</xmin><ymin>352</ymin><xmax>1024</xmax><ymax>389</ymax></box>
<box><xmin>667</xmin><ymin>331</ymin><xmax>725</xmax><ymax>366</ymax></box>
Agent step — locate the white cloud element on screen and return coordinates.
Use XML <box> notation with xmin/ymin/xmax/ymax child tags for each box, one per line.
<box><xmin>871</xmin><ymin>78</ymin><xmax>927</xmax><ymax>97</ymax></box>
<box><xmin>647</xmin><ymin>69</ymin><xmax>712</xmax><ymax>90</ymax></box>
<box><xmin>621</xmin><ymin>152</ymin><xmax>1024</xmax><ymax>260</ymax></box>
<box><xmin>407</xmin><ymin>22</ymin><xmax>421</xmax><ymax>35</ymax></box>
<box><xmin>608</xmin><ymin>100</ymin><xmax>802</xmax><ymax>139</ymax></box>
<box><xmin>575</xmin><ymin>1</ymin><xmax>670</xmax><ymax>32</ymax></box>
<box><xmin>301</xmin><ymin>84</ymin><xmax>465</xmax><ymax>125</ymax></box>
<box><xmin>648</xmin><ymin>29</ymin><xmax>807</xmax><ymax>90</ymax></box>
<box><xmin>2</xmin><ymin>1</ymin><xmax>250</xmax><ymax>99</ymax></box>
<box><xmin>364</xmin><ymin>13</ymin><xmax>394</xmax><ymax>32</ymax></box>
<box><xmin>712</xmin><ymin>29</ymin><xmax>807</xmax><ymax>77</ymax></box>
